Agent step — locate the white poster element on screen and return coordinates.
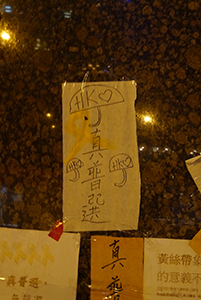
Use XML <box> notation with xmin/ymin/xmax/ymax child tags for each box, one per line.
<box><xmin>186</xmin><ymin>155</ymin><xmax>201</xmax><ymax>193</ymax></box>
<box><xmin>62</xmin><ymin>81</ymin><xmax>141</xmax><ymax>231</ymax></box>
<box><xmin>144</xmin><ymin>238</ymin><xmax>201</xmax><ymax>300</ymax></box>
<box><xmin>0</xmin><ymin>228</ymin><xmax>80</xmax><ymax>300</ymax></box>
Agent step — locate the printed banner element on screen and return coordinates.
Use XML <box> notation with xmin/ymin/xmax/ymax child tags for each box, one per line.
<box><xmin>144</xmin><ymin>238</ymin><xmax>201</xmax><ymax>300</ymax></box>
<box><xmin>0</xmin><ymin>228</ymin><xmax>80</xmax><ymax>300</ymax></box>
<box><xmin>91</xmin><ymin>235</ymin><xmax>143</xmax><ymax>300</ymax></box>
<box><xmin>62</xmin><ymin>81</ymin><xmax>140</xmax><ymax>231</ymax></box>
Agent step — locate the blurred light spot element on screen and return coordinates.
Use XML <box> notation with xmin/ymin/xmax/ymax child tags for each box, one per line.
<box><xmin>51</xmin><ymin>125</ymin><xmax>55</xmax><ymax>129</ymax></box>
<box><xmin>153</xmin><ymin>147</ymin><xmax>159</xmax><ymax>152</ymax></box>
<box><xmin>5</xmin><ymin>5</ymin><xmax>12</xmax><ymax>13</ymax></box>
<box><xmin>34</xmin><ymin>38</ymin><xmax>47</xmax><ymax>50</ymax></box>
<box><xmin>144</xmin><ymin>116</ymin><xmax>151</xmax><ymax>122</ymax></box>
<box><xmin>46</xmin><ymin>113</ymin><xmax>51</xmax><ymax>117</ymax></box>
<box><xmin>64</xmin><ymin>11</ymin><xmax>72</xmax><ymax>18</ymax></box>
<box><xmin>35</xmin><ymin>38</ymin><xmax>41</xmax><ymax>50</ymax></box>
<box><xmin>1</xmin><ymin>31</ymin><xmax>10</xmax><ymax>40</ymax></box>
<box><xmin>139</xmin><ymin>146</ymin><xmax>144</xmax><ymax>151</ymax></box>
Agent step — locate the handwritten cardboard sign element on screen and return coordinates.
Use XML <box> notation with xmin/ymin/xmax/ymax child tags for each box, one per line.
<box><xmin>91</xmin><ymin>235</ymin><xmax>143</xmax><ymax>300</ymax></box>
<box><xmin>0</xmin><ymin>228</ymin><xmax>80</xmax><ymax>300</ymax></box>
<box><xmin>62</xmin><ymin>81</ymin><xmax>141</xmax><ymax>231</ymax></box>
<box><xmin>144</xmin><ymin>238</ymin><xmax>201</xmax><ymax>300</ymax></box>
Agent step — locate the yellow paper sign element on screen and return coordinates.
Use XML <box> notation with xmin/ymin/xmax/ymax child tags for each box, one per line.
<box><xmin>91</xmin><ymin>236</ymin><xmax>143</xmax><ymax>300</ymax></box>
<box><xmin>189</xmin><ymin>229</ymin><xmax>201</xmax><ymax>255</ymax></box>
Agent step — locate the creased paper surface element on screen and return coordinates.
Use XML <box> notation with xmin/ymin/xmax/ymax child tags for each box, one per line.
<box><xmin>62</xmin><ymin>81</ymin><xmax>140</xmax><ymax>231</ymax></box>
<box><xmin>186</xmin><ymin>155</ymin><xmax>201</xmax><ymax>193</ymax></box>
<box><xmin>0</xmin><ymin>228</ymin><xmax>80</xmax><ymax>300</ymax></box>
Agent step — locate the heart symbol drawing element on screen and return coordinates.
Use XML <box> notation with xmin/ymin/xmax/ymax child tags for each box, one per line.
<box><xmin>98</xmin><ymin>89</ymin><xmax>112</xmax><ymax>102</ymax></box>
<box><xmin>124</xmin><ymin>156</ymin><xmax>133</xmax><ymax>168</ymax></box>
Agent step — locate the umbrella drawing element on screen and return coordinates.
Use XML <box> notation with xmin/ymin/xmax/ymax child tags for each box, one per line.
<box><xmin>109</xmin><ymin>153</ymin><xmax>133</xmax><ymax>187</ymax></box>
<box><xmin>69</xmin><ymin>84</ymin><xmax>124</xmax><ymax>127</ymax></box>
<box><xmin>66</xmin><ymin>157</ymin><xmax>84</xmax><ymax>182</ymax></box>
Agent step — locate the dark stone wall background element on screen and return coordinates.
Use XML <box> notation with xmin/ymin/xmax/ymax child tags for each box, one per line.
<box><xmin>0</xmin><ymin>0</ymin><xmax>201</xmax><ymax>298</ymax></box>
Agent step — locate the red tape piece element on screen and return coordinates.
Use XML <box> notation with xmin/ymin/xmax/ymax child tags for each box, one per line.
<box><xmin>48</xmin><ymin>220</ymin><xmax>63</xmax><ymax>241</ymax></box>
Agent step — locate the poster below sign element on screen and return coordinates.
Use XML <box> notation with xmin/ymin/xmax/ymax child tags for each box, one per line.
<box><xmin>0</xmin><ymin>228</ymin><xmax>80</xmax><ymax>300</ymax></box>
<box><xmin>62</xmin><ymin>81</ymin><xmax>141</xmax><ymax>231</ymax></box>
<box><xmin>91</xmin><ymin>235</ymin><xmax>143</xmax><ymax>300</ymax></box>
<box><xmin>144</xmin><ymin>238</ymin><xmax>201</xmax><ymax>300</ymax></box>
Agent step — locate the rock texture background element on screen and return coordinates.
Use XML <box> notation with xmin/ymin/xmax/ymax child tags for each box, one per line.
<box><xmin>0</xmin><ymin>0</ymin><xmax>201</xmax><ymax>298</ymax></box>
